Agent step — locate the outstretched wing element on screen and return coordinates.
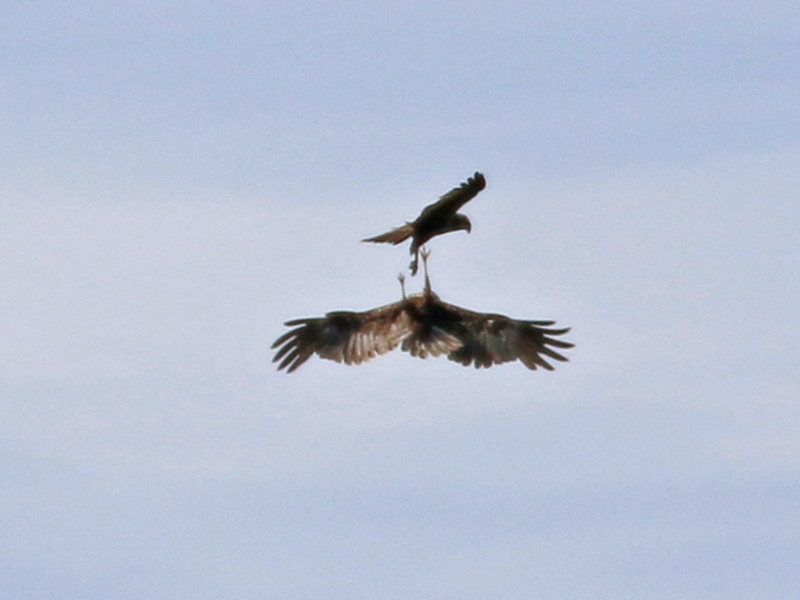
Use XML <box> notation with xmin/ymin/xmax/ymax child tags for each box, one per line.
<box><xmin>431</xmin><ymin>298</ymin><xmax>574</xmax><ymax>370</ymax></box>
<box><xmin>419</xmin><ymin>171</ymin><xmax>486</xmax><ymax>218</ymax></box>
<box><xmin>272</xmin><ymin>302</ymin><xmax>412</xmax><ymax>372</ymax></box>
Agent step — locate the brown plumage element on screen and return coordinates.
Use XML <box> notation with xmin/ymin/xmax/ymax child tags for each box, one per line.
<box><xmin>272</xmin><ymin>252</ymin><xmax>573</xmax><ymax>373</ymax></box>
<box><xmin>362</xmin><ymin>172</ymin><xmax>486</xmax><ymax>275</ymax></box>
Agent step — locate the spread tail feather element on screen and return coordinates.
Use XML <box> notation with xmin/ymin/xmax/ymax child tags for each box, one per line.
<box><xmin>362</xmin><ymin>224</ymin><xmax>414</xmax><ymax>245</ymax></box>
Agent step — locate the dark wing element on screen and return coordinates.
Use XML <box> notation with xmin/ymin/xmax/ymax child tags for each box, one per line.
<box><xmin>417</xmin><ymin>172</ymin><xmax>486</xmax><ymax>220</ymax></box>
<box><xmin>429</xmin><ymin>298</ymin><xmax>573</xmax><ymax>370</ymax></box>
<box><xmin>272</xmin><ymin>302</ymin><xmax>412</xmax><ymax>372</ymax></box>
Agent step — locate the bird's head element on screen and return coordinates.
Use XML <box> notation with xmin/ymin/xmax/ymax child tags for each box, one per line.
<box><xmin>450</xmin><ymin>214</ymin><xmax>472</xmax><ymax>234</ymax></box>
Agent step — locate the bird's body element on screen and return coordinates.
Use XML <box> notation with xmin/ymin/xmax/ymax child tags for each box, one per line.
<box><xmin>272</xmin><ymin>253</ymin><xmax>573</xmax><ymax>373</ymax></box>
<box><xmin>363</xmin><ymin>172</ymin><xmax>486</xmax><ymax>274</ymax></box>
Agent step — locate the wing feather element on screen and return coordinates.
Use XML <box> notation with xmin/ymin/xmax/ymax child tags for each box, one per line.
<box><xmin>271</xmin><ymin>302</ymin><xmax>412</xmax><ymax>372</ymax></box>
<box><xmin>430</xmin><ymin>299</ymin><xmax>574</xmax><ymax>370</ymax></box>
<box><xmin>423</xmin><ymin>171</ymin><xmax>486</xmax><ymax>216</ymax></box>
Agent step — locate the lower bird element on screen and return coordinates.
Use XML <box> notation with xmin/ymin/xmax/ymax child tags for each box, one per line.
<box><xmin>272</xmin><ymin>251</ymin><xmax>573</xmax><ymax>373</ymax></box>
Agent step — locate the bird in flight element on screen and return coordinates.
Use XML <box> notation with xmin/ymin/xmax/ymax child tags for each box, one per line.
<box><xmin>272</xmin><ymin>250</ymin><xmax>572</xmax><ymax>373</ymax></box>
<box><xmin>362</xmin><ymin>172</ymin><xmax>486</xmax><ymax>275</ymax></box>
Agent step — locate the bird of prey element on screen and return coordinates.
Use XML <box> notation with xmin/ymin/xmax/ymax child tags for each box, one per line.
<box><xmin>362</xmin><ymin>171</ymin><xmax>486</xmax><ymax>275</ymax></box>
<box><xmin>272</xmin><ymin>251</ymin><xmax>572</xmax><ymax>373</ymax></box>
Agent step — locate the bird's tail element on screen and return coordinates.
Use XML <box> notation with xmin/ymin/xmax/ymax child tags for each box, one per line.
<box><xmin>362</xmin><ymin>224</ymin><xmax>413</xmax><ymax>245</ymax></box>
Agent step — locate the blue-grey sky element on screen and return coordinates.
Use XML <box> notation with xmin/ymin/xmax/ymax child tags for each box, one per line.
<box><xmin>2</xmin><ymin>2</ymin><xmax>799</xmax><ymax>598</ymax></box>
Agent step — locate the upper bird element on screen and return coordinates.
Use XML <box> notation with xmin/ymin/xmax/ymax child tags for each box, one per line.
<box><xmin>362</xmin><ymin>171</ymin><xmax>486</xmax><ymax>275</ymax></box>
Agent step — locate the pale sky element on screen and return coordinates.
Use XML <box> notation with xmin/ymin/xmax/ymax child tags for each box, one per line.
<box><xmin>2</xmin><ymin>2</ymin><xmax>799</xmax><ymax>598</ymax></box>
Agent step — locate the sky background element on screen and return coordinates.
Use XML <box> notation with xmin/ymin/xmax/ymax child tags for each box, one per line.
<box><xmin>2</xmin><ymin>1</ymin><xmax>799</xmax><ymax>598</ymax></box>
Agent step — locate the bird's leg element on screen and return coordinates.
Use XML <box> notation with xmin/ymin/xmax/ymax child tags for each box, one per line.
<box><xmin>420</xmin><ymin>247</ymin><xmax>432</xmax><ymax>294</ymax></box>
<box><xmin>397</xmin><ymin>272</ymin><xmax>407</xmax><ymax>299</ymax></box>
<box><xmin>410</xmin><ymin>248</ymin><xmax>419</xmax><ymax>276</ymax></box>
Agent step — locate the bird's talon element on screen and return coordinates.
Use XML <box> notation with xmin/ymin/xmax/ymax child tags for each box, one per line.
<box><xmin>397</xmin><ymin>273</ymin><xmax>407</xmax><ymax>298</ymax></box>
